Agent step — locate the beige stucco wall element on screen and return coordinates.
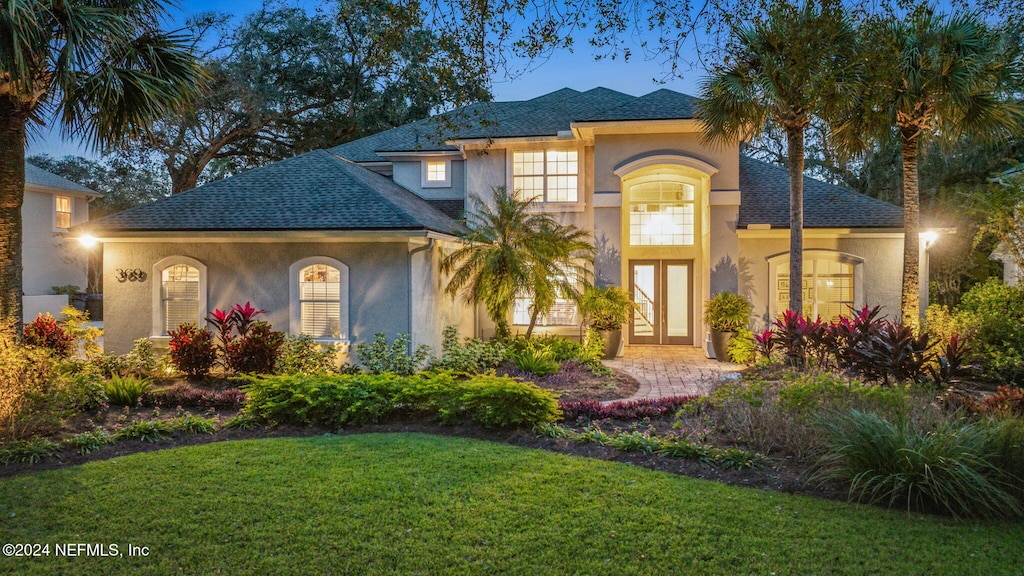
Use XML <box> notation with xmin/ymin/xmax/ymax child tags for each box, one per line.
<box><xmin>410</xmin><ymin>239</ymin><xmax>475</xmax><ymax>354</ymax></box>
<box><xmin>23</xmin><ymin>187</ymin><xmax>89</xmax><ymax>302</ymax></box>
<box><xmin>738</xmin><ymin>234</ymin><xmax>906</xmax><ymax>329</ymax></box>
<box><xmin>102</xmin><ymin>239</ymin><xmax>469</xmax><ymax>355</ymax></box>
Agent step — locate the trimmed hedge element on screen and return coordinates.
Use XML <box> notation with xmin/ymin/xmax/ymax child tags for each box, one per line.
<box><xmin>241</xmin><ymin>372</ymin><xmax>561</xmax><ymax>428</ymax></box>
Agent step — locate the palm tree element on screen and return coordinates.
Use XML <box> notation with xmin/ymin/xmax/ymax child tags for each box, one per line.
<box><xmin>697</xmin><ymin>1</ymin><xmax>857</xmax><ymax>316</ymax></box>
<box><xmin>441</xmin><ymin>186</ymin><xmax>593</xmax><ymax>339</ymax></box>
<box><xmin>0</xmin><ymin>0</ymin><xmax>203</xmax><ymax>341</ymax></box>
<box><xmin>836</xmin><ymin>10</ymin><xmax>1024</xmax><ymax>326</ymax></box>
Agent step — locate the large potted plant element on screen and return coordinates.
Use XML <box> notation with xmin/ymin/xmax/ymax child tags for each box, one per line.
<box><xmin>703</xmin><ymin>292</ymin><xmax>752</xmax><ymax>361</ymax></box>
<box><xmin>579</xmin><ymin>285</ymin><xmax>635</xmax><ymax>359</ymax></box>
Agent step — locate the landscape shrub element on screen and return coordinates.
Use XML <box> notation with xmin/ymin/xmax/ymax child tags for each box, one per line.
<box><xmin>168</xmin><ymin>323</ymin><xmax>218</xmax><ymax>377</ymax></box>
<box><xmin>52</xmin><ymin>366</ymin><xmax>108</xmax><ymax>412</ymax></box>
<box><xmin>23</xmin><ymin>314</ymin><xmax>74</xmax><ymax>357</ymax></box>
<box><xmin>95</xmin><ymin>338</ymin><xmax>158</xmax><ymax>377</ymax></box>
<box><xmin>356</xmin><ymin>333</ymin><xmax>431</xmax><ymax>375</ymax></box>
<box><xmin>727</xmin><ymin>328</ymin><xmax>756</xmax><ymax>364</ymax></box>
<box><xmin>168</xmin><ymin>414</ymin><xmax>217</xmax><ymax>434</ymax></box>
<box><xmin>102</xmin><ymin>375</ymin><xmax>152</xmax><ymax>406</ymax></box>
<box><xmin>815</xmin><ymin>409</ymin><xmax>1022</xmax><ymax>519</ymax></box>
<box><xmin>277</xmin><ymin>334</ymin><xmax>338</xmax><ymax>374</ymax></box>
<box><xmin>242</xmin><ymin>372</ymin><xmax>559</xmax><ymax>429</ymax></box>
<box><xmin>431</xmin><ymin>326</ymin><xmax>507</xmax><ymax>374</ymax></box>
<box><xmin>0</xmin><ymin>346</ymin><xmax>58</xmax><ymax>439</ymax></box>
<box><xmin>510</xmin><ymin>346</ymin><xmax>560</xmax><ymax>376</ymax></box>
<box><xmin>776</xmin><ymin>374</ymin><xmax>911</xmax><ymax>420</ymax></box>
<box><xmin>928</xmin><ymin>280</ymin><xmax>1024</xmax><ymax>383</ymax></box>
<box><xmin>143</xmin><ymin>384</ymin><xmax>245</xmax><ymax>409</ymax></box>
<box><xmin>0</xmin><ymin>437</ymin><xmax>60</xmax><ymax>464</ymax></box>
<box><xmin>60</xmin><ymin>306</ymin><xmax>102</xmax><ymax>357</ymax></box>
<box><xmin>559</xmin><ymin>396</ymin><xmax>696</xmax><ymax>420</ymax></box>
<box><xmin>114</xmin><ymin>419</ymin><xmax>173</xmax><ymax>442</ymax></box>
<box><xmin>66</xmin><ymin>429</ymin><xmax>114</xmax><ymax>455</ymax></box>
<box><xmin>225</xmin><ymin>321</ymin><xmax>284</xmax><ymax>374</ymax></box>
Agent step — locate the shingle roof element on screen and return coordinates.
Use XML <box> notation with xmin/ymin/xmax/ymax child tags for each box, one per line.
<box><xmin>25</xmin><ymin>163</ymin><xmax>100</xmax><ymax>196</ymax></box>
<box><xmin>738</xmin><ymin>156</ymin><xmax>905</xmax><ymax>229</ymax></box>
<box><xmin>84</xmin><ymin>150</ymin><xmax>464</xmax><ymax>235</ymax></box>
<box><xmin>330</xmin><ymin>87</ymin><xmax>699</xmax><ymax>162</ymax></box>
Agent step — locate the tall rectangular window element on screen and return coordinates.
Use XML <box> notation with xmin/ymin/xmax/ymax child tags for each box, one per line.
<box><xmin>511</xmin><ymin>265</ymin><xmax>580</xmax><ymax>326</ymax></box>
<box><xmin>299</xmin><ymin>264</ymin><xmax>342</xmax><ymax>338</ymax></box>
<box><xmin>777</xmin><ymin>258</ymin><xmax>854</xmax><ymax>321</ymax></box>
<box><xmin>55</xmin><ymin>196</ymin><xmax>72</xmax><ymax>229</ymax></box>
<box><xmin>162</xmin><ymin>264</ymin><xmax>200</xmax><ymax>334</ymax></box>
<box><xmin>513</xmin><ymin>149</ymin><xmax>578</xmax><ymax>203</ymax></box>
<box><xmin>629</xmin><ymin>181</ymin><xmax>695</xmax><ymax>245</ymax></box>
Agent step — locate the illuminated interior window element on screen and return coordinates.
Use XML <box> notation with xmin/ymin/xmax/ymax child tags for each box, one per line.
<box><xmin>777</xmin><ymin>258</ymin><xmax>854</xmax><ymax>321</ymax></box>
<box><xmin>629</xmin><ymin>181</ymin><xmax>695</xmax><ymax>245</ymax></box>
<box><xmin>425</xmin><ymin>161</ymin><xmax>447</xmax><ymax>182</ymax></box>
<box><xmin>299</xmin><ymin>264</ymin><xmax>342</xmax><ymax>339</ymax></box>
<box><xmin>513</xmin><ymin>149</ymin><xmax>578</xmax><ymax>203</ymax></box>
<box><xmin>161</xmin><ymin>264</ymin><xmax>200</xmax><ymax>334</ymax></box>
<box><xmin>55</xmin><ymin>196</ymin><xmax>72</xmax><ymax>229</ymax></box>
<box><xmin>512</xmin><ymin>265</ymin><xmax>580</xmax><ymax>326</ymax></box>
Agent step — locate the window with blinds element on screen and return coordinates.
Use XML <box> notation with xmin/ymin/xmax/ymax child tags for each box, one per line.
<box><xmin>162</xmin><ymin>264</ymin><xmax>200</xmax><ymax>333</ymax></box>
<box><xmin>55</xmin><ymin>196</ymin><xmax>72</xmax><ymax>229</ymax></box>
<box><xmin>511</xmin><ymin>266</ymin><xmax>580</xmax><ymax>326</ymax></box>
<box><xmin>299</xmin><ymin>264</ymin><xmax>342</xmax><ymax>338</ymax></box>
<box><xmin>777</xmin><ymin>258</ymin><xmax>854</xmax><ymax>321</ymax></box>
<box><xmin>512</xmin><ymin>149</ymin><xmax>578</xmax><ymax>203</ymax></box>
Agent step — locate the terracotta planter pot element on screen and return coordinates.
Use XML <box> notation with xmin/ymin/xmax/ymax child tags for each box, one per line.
<box><xmin>598</xmin><ymin>329</ymin><xmax>622</xmax><ymax>360</ymax></box>
<box><xmin>709</xmin><ymin>330</ymin><xmax>735</xmax><ymax>362</ymax></box>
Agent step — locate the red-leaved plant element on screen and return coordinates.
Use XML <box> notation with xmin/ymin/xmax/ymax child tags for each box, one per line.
<box><xmin>753</xmin><ymin>329</ymin><xmax>775</xmax><ymax>360</ymax></box>
<box><xmin>168</xmin><ymin>323</ymin><xmax>218</xmax><ymax>378</ymax></box>
<box><xmin>225</xmin><ymin>321</ymin><xmax>284</xmax><ymax>374</ymax></box>
<box><xmin>206</xmin><ymin>302</ymin><xmax>271</xmax><ymax>370</ymax></box>
<box><xmin>23</xmin><ymin>313</ymin><xmax>75</xmax><ymax>357</ymax></box>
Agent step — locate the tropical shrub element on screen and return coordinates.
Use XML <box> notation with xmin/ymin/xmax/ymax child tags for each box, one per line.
<box><xmin>815</xmin><ymin>409</ymin><xmax>1022</xmax><ymax>519</ymax></box>
<box><xmin>242</xmin><ymin>372</ymin><xmax>560</xmax><ymax>429</ymax></box>
<box><xmin>277</xmin><ymin>334</ymin><xmax>339</xmax><ymax>374</ymax></box>
<box><xmin>60</xmin><ymin>306</ymin><xmax>102</xmax><ymax>357</ymax></box>
<box><xmin>0</xmin><ymin>346</ymin><xmax>58</xmax><ymax>439</ymax></box>
<box><xmin>168</xmin><ymin>323</ymin><xmax>218</xmax><ymax>377</ymax></box>
<box><xmin>578</xmin><ymin>285</ymin><xmax>634</xmax><ymax>331</ymax></box>
<box><xmin>23</xmin><ymin>314</ymin><xmax>74</xmax><ymax>357</ymax></box>
<box><xmin>703</xmin><ymin>292</ymin><xmax>752</xmax><ymax>332</ymax></box>
<box><xmin>95</xmin><ymin>338</ymin><xmax>158</xmax><ymax>377</ymax></box>
<box><xmin>143</xmin><ymin>384</ymin><xmax>245</xmax><ymax>409</ymax></box>
<box><xmin>356</xmin><ymin>332</ymin><xmax>431</xmax><ymax>375</ymax></box>
<box><xmin>431</xmin><ymin>326</ymin><xmax>507</xmax><ymax>374</ymax></box>
<box><xmin>559</xmin><ymin>396</ymin><xmax>696</xmax><ymax>421</ymax></box>
<box><xmin>727</xmin><ymin>328</ymin><xmax>756</xmax><ymax>364</ymax></box>
<box><xmin>102</xmin><ymin>375</ymin><xmax>152</xmax><ymax>406</ymax></box>
<box><xmin>52</xmin><ymin>368</ymin><xmax>108</xmax><ymax>413</ymax></box>
<box><xmin>510</xmin><ymin>346</ymin><xmax>560</xmax><ymax>376</ymax></box>
<box><xmin>225</xmin><ymin>321</ymin><xmax>284</xmax><ymax>374</ymax></box>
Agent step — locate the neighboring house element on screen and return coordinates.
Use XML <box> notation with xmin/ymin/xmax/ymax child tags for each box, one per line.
<box><xmin>79</xmin><ymin>87</ymin><xmax>941</xmax><ymax>355</ymax></box>
<box><xmin>991</xmin><ymin>244</ymin><xmax>1022</xmax><ymax>286</ymax></box>
<box><xmin>24</xmin><ymin>162</ymin><xmax>101</xmax><ymax>322</ymax></box>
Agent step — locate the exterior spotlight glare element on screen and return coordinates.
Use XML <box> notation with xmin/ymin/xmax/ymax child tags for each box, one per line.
<box><xmin>78</xmin><ymin>234</ymin><xmax>98</xmax><ymax>248</ymax></box>
<box><xmin>920</xmin><ymin>231</ymin><xmax>938</xmax><ymax>249</ymax></box>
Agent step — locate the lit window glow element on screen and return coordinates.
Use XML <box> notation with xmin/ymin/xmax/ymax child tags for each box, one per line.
<box><xmin>55</xmin><ymin>196</ymin><xmax>71</xmax><ymax>229</ymax></box>
<box><xmin>425</xmin><ymin>161</ymin><xmax>447</xmax><ymax>182</ymax></box>
<box><xmin>513</xmin><ymin>149</ymin><xmax>578</xmax><ymax>203</ymax></box>
<box><xmin>629</xmin><ymin>181</ymin><xmax>695</xmax><ymax>245</ymax></box>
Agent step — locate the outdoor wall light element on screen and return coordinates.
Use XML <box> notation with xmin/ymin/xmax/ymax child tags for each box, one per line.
<box><xmin>78</xmin><ymin>234</ymin><xmax>98</xmax><ymax>248</ymax></box>
<box><xmin>920</xmin><ymin>231</ymin><xmax>939</xmax><ymax>249</ymax></box>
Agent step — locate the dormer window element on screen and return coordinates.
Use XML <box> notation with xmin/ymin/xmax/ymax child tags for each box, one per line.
<box><xmin>55</xmin><ymin>195</ymin><xmax>72</xmax><ymax>229</ymax></box>
<box><xmin>512</xmin><ymin>149</ymin><xmax>578</xmax><ymax>203</ymax></box>
<box><xmin>422</xmin><ymin>159</ymin><xmax>451</xmax><ymax>188</ymax></box>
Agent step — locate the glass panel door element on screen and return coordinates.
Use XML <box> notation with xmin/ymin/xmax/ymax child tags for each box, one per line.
<box><xmin>629</xmin><ymin>262</ymin><xmax>658</xmax><ymax>344</ymax></box>
<box><xmin>628</xmin><ymin>260</ymin><xmax>693</xmax><ymax>345</ymax></box>
<box><xmin>664</xmin><ymin>262</ymin><xmax>691</xmax><ymax>344</ymax></box>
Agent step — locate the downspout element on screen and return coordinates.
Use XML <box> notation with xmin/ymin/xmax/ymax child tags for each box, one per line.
<box><xmin>409</xmin><ymin>237</ymin><xmax>435</xmax><ymax>353</ymax></box>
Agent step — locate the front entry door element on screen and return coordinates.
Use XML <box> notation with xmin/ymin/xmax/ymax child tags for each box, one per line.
<box><xmin>629</xmin><ymin>260</ymin><xmax>693</xmax><ymax>345</ymax></box>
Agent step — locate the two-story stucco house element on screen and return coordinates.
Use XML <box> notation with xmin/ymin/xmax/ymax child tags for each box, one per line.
<box><xmin>24</xmin><ymin>162</ymin><xmax>101</xmax><ymax>322</ymax></box>
<box><xmin>80</xmin><ymin>87</ymin><xmax>937</xmax><ymax>356</ymax></box>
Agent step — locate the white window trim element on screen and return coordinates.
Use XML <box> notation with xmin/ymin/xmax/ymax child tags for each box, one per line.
<box><xmin>289</xmin><ymin>256</ymin><xmax>350</xmax><ymax>343</ymax></box>
<box><xmin>421</xmin><ymin>159</ymin><xmax>452</xmax><ymax>188</ymax></box>
<box><xmin>151</xmin><ymin>255</ymin><xmax>207</xmax><ymax>338</ymax></box>
<box><xmin>54</xmin><ymin>195</ymin><xmax>72</xmax><ymax>231</ymax></box>
<box><xmin>505</xmin><ymin>144</ymin><xmax>584</xmax><ymax>210</ymax></box>
<box><xmin>767</xmin><ymin>250</ymin><xmax>865</xmax><ymax>319</ymax></box>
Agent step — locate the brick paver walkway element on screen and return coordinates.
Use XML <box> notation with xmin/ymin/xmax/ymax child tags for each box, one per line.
<box><xmin>603</xmin><ymin>345</ymin><xmax>746</xmax><ymax>401</ymax></box>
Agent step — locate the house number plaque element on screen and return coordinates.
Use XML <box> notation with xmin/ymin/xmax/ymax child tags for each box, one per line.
<box><xmin>115</xmin><ymin>269</ymin><xmax>147</xmax><ymax>283</ymax></box>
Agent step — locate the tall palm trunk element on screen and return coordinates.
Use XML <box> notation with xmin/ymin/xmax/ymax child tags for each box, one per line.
<box><xmin>899</xmin><ymin>132</ymin><xmax>921</xmax><ymax>327</ymax></box>
<box><xmin>786</xmin><ymin>127</ymin><xmax>805</xmax><ymax>315</ymax></box>
<box><xmin>0</xmin><ymin>98</ymin><xmax>27</xmax><ymax>343</ymax></box>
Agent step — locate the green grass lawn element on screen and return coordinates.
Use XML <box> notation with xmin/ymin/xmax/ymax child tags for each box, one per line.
<box><xmin>2</xmin><ymin>433</ymin><xmax>1022</xmax><ymax>575</ymax></box>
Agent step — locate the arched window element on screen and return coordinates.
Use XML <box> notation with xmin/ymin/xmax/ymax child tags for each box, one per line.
<box><xmin>769</xmin><ymin>250</ymin><xmax>864</xmax><ymax>321</ymax></box>
<box><xmin>290</xmin><ymin>257</ymin><xmax>349</xmax><ymax>341</ymax></box>
<box><xmin>152</xmin><ymin>256</ymin><xmax>207</xmax><ymax>336</ymax></box>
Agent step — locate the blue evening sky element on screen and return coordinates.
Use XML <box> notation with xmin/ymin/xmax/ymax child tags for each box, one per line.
<box><xmin>27</xmin><ymin>0</ymin><xmax>703</xmax><ymax>158</ymax></box>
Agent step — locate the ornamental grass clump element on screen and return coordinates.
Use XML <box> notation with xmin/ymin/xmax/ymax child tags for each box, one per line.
<box><xmin>815</xmin><ymin>409</ymin><xmax>1022</xmax><ymax>519</ymax></box>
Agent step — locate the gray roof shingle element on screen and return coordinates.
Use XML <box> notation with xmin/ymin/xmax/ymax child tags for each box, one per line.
<box><xmin>738</xmin><ymin>156</ymin><xmax>905</xmax><ymax>229</ymax></box>
<box><xmin>84</xmin><ymin>150</ymin><xmax>464</xmax><ymax>235</ymax></box>
<box><xmin>25</xmin><ymin>163</ymin><xmax>100</xmax><ymax>196</ymax></box>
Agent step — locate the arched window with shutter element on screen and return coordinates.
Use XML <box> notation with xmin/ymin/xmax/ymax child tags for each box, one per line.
<box><xmin>151</xmin><ymin>256</ymin><xmax>207</xmax><ymax>336</ymax></box>
<box><xmin>290</xmin><ymin>257</ymin><xmax>349</xmax><ymax>341</ymax></box>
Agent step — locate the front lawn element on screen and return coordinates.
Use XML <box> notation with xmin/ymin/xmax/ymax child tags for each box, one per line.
<box><xmin>2</xmin><ymin>433</ymin><xmax>1021</xmax><ymax>575</ymax></box>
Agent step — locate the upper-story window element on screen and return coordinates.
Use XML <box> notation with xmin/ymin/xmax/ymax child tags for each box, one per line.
<box><xmin>422</xmin><ymin>159</ymin><xmax>452</xmax><ymax>188</ymax></box>
<box><xmin>629</xmin><ymin>180</ymin><xmax>695</xmax><ymax>246</ymax></box>
<box><xmin>513</xmin><ymin>149</ymin><xmax>578</xmax><ymax>203</ymax></box>
<box><xmin>55</xmin><ymin>195</ymin><xmax>72</xmax><ymax>229</ymax></box>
